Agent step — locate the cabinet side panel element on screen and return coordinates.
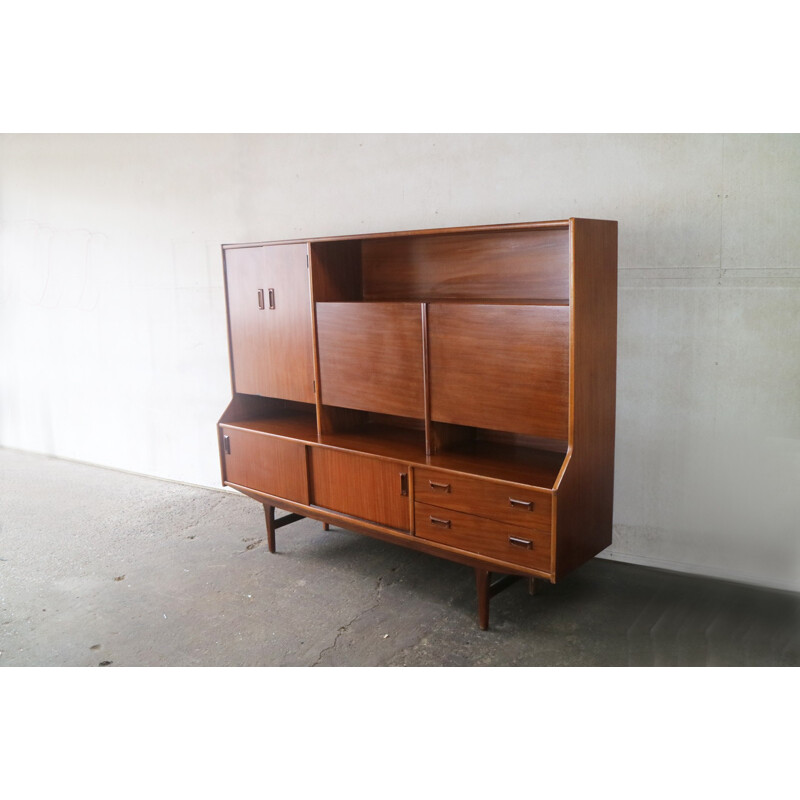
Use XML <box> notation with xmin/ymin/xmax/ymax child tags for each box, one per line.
<box><xmin>555</xmin><ymin>219</ymin><xmax>618</xmax><ymax>578</ymax></box>
<box><xmin>309</xmin><ymin>447</ymin><xmax>410</xmax><ymax>530</ymax></box>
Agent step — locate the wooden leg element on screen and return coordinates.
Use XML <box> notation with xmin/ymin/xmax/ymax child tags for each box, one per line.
<box><xmin>262</xmin><ymin>506</ymin><xmax>306</xmax><ymax>553</ymax></box>
<box><xmin>264</xmin><ymin>505</ymin><xmax>276</xmax><ymax>553</ymax></box>
<box><xmin>475</xmin><ymin>571</ymin><xmax>528</xmax><ymax>629</ymax></box>
<box><xmin>475</xmin><ymin>568</ymin><xmax>491</xmax><ymax>630</ymax></box>
<box><xmin>528</xmin><ymin>577</ymin><xmax>539</xmax><ymax>595</ymax></box>
<box><xmin>323</xmin><ymin>522</ymin><xmax>330</xmax><ymax>531</ymax></box>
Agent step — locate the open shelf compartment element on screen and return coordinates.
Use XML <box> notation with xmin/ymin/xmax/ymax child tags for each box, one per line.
<box><xmin>218</xmin><ymin>394</ymin><xmax>318</xmax><ymax>442</ymax></box>
<box><xmin>310</xmin><ymin>224</ymin><xmax>571</xmax><ymax>304</ymax></box>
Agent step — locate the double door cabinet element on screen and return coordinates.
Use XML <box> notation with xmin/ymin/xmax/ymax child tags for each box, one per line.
<box><xmin>218</xmin><ymin>219</ymin><xmax>617</xmax><ymax>629</ymax></box>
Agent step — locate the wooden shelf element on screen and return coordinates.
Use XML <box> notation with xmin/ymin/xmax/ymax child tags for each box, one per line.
<box><xmin>427</xmin><ymin>298</ymin><xmax>569</xmax><ymax>306</ymax></box>
<box><xmin>426</xmin><ymin>441</ymin><xmax>566</xmax><ymax>489</ymax></box>
<box><xmin>225</xmin><ymin>219</ymin><xmax>571</xmax><ymax>249</ymax></box>
<box><xmin>361</xmin><ymin>227</ymin><xmax>570</xmax><ymax>301</ymax></box>
<box><xmin>318</xmin><ymin>422</ymin><xmax>427</xmax><ymax>463</ymax></box>
<box><xmin>315</xmin><ymin>298</ymin><xmax>570</xmax><ymax>306</ymax></box>
<box><xmin>220</xmin><ymin>410</ymin><xmax>318</xmax><ymax>442</ymax></box>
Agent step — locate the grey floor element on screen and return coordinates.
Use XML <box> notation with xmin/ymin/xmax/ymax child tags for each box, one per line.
<box><xmin>1</xmin><ymin>447</ymin><xmax>797</xmax><ymax>667</ymax></box>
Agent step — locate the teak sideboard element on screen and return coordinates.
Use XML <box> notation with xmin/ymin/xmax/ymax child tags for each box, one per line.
<box><xmin>217</xmin><ymin>218</ymin><xmax>617</xmax><ymax>629</ymax></box>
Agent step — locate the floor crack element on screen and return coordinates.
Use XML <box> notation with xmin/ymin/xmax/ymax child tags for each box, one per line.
<box><xmin>311</xmin><ymin>575</ymin><xmax>385</xmax><ymax>666</ymax></box>
<box><xmin>183</xmin><ymin>496</ymin><xmax>227</xmax><ymax>535</ymax></box>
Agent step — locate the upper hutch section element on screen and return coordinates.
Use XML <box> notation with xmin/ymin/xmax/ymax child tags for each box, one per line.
<box><xmin>220</xmin><ymin>219</ymin><xmax>617</xmax><ymax>491</ymax></box>
<box><xmin>359</xmin><ymin>225</ymin><xmax>569</xmax><ymax>302</ymax></box>
<box><xmin>230</xmin><ymin>219</ymin><xmax>574</xmax><ymax>304</ymax></box>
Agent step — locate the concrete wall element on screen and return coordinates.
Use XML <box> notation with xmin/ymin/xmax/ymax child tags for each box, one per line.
<box><xmin>1</xmin><ymin>134</ymin><xmax>798</xmax><ymax>590</ymax></box>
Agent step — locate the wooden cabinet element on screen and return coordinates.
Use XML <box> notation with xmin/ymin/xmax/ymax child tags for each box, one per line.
<box><xmin>218</xmin><ymin>218</ymin><xmax>617</xmax><ymax>629</ymax></box>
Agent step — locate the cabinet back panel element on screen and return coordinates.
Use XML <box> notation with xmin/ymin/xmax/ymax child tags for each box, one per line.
<box><xmin>225</xmin><ymin>243</ymin><xmax>315</xmax><ymax>403</ymax></box>
<box><xmin>361</xmin><ymin>229</ymin><xmax>569</xmax><ymax>301</ymax></box>
<box><xmin>429</xmin><ymin>304</ymin><xmax>569</xmax><ymax>440</ymax></box>
<box><xmin>316</xmin><ymin>302</ymin><xmax>425</xmax><ymax>419</ymax></box>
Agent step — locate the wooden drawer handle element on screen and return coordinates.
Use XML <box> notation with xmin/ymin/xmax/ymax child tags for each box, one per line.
<box><xmin>509</xmin><ymin>536</ymin><xmax>533</xmax><ymax>549</ymax></box>
<box><xmin>509</xmin><ymin>497</ymin><xmax>534</xmax><ymax>510</ymax></box>
<box><xmin>429</xmin><ymin>516</ymin><xmax>451</xmax><ymax>529</ymax></box>
<box><xmin>429</xmin><ymin>481</ymin><xmax>451</xmax><ymax>492</ymax></box>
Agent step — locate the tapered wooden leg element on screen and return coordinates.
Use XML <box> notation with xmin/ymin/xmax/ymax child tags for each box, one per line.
<box><xmin>323</xmin><ymin>523</ymin><xmax>331</xmax><ymax>531</ymax></box>
<box><xmin>475</xmin><ymin>568</ymin><xmax>491</xmax><ymax>630</ymax></box>
<box><xmin>264</xmin><ymin>504</ymin><xmax>276</xmax><ymax>553</ymax></box>
<box><xmin>262</xmin><ymin>507</ymin><xmax>305</xmax><ymax>553</ymax></box>
<box><xmin>528</xmin><ymin>577</ymin><xmax>539</xmax><ymax>595</ymax></box>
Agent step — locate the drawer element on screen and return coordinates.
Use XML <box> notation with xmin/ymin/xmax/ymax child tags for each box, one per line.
<box><xmin>414</xmin><ymin>468</ymin><xmax>551</xmax><ymax>531</ymax></box>
<box><xmin>415</xmin><ymin>502</ymin><xmax>551</xmax><ymax>571</ymax></box>
<box><xmin>221</xmin><ymin>426</ymin><xmax>309</xmax><ymax>504</ymax></box>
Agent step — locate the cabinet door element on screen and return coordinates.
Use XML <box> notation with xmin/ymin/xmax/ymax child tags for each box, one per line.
<box><xmin>221</xmin><ymin>426</ymin><xmax>309</xmax><ymax>503</ymax></box>
<box><xmin>316</xmin><ymin>302</ymin><xmax>425</xmax><ymax>418</ymax></box>
<box><xmin>309</xmin><ymin>447</ymin><xmax>410</xmax><ymax>531</ymax></box>
<box><xmin>429</xmin><ymin>304</ymin><xmax>569</xmax><ymax>440</ymax></box>
<box><xmin>225</xmin><ymin>243</ymin><xmax>315</xmax><ymax>403</ymax></box>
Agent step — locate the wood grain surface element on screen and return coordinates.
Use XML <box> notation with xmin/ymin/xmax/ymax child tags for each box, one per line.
<box><xmin>414</xmin><ymin>467</ymin><xmax>552</xmax><ymax>531</ymax></box>
<box><xmin>428</xmin><ymin>304</ymin><xmax>569</xmax><ymax>440</ymax></box>
<box><xmin>316</xmin><ymin>302</ymin><xmax>425</xmax><ymax>418</ymax></box>
<box><xmin>225</xmin><ymin>243</ymin><xmax>315</xmax><ymax>403</ymax></box>
<box><xmin>309</xmin><ymin>447</ymin><xmax>411</xmax><ymax>530</ymax></box>
<box><xmin>362</xmin><ymin>228</ymin><xmax>569</xmax><ymax>301</ymax></box>
<box><xmin>221</xmin><ymin>427</ymin><xmax>309</xmax><ymax>503</ymax></box>
<box><xmin>554</xmin><ymin>218</ymin><xmax>618</xmax><ymax>578</ymax></box>
<box><xmin>415</xmin><ymin>502</ymin><xmax>551</xmax><ymax>571</ymax></box>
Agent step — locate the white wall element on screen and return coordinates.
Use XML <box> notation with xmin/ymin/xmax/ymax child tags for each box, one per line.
<box><xmin>1</xmin><ymin>134</ymin><xmax>798</xmax><ymax>590</ymax></box>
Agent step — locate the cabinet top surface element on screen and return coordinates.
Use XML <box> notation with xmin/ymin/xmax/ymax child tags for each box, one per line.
<box><xmin>222</xmin><ymin>218</ymin><xmax>617</xmax><ymax>250</ymax></box>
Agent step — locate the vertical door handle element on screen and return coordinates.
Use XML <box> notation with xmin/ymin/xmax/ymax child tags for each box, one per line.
<box><xmin>399</xmin><ymin>473</ymin><xmax>408</xmax><ymax>496</ymax></box>
<box><xmin>257</xmin><ymin>289</ymin><xmax>265</xmax><ymax>310</ymax></box>
<box><xmin>223</xmin><ymin>435</ymin><xmax>231</xmax><ymax>454</ymax></box>
<box><xmin>268</xmin><ymin>288</ymin><xmax>276</xmax><ymax>309</ymax></box>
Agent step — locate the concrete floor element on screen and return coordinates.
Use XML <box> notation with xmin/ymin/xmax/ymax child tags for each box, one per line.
<box><xmin>1</xmin><ymin>447</ymin><xmax>798</xmax><ymax>667</ymax></box>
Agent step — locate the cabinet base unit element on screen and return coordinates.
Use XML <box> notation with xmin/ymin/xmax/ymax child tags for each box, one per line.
<box><xmin>218</xmin><ymin>219</ymin><xmax>617</xmax><ymax>629</ymax></box>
